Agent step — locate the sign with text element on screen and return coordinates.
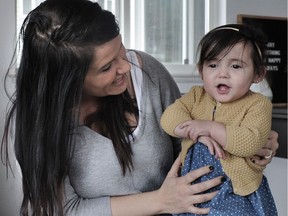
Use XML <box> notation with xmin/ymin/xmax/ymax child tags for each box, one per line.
<box><xmin>238</xmin><ymin>15</ymin><xmax>287</xmax><ymax>105</ymax></box>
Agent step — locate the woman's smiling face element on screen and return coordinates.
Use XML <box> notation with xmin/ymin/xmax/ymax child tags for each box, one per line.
<box><xmin>200</xmin><ymin>41</ymin><xmax>259</xmax><ymax>103</ymax></box>
<box><xmin>82</xmin><ymin>35</ymin><xmax>131</xmax><ymax>99</ymax></box>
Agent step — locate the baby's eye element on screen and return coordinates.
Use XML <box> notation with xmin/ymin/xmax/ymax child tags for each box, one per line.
<box><xmin>208</xmin><ymin>64</ymin><xmax>217</xmax><ymax>68</ymax></box>
<box><xmin>232</xmin><ymin>64</ymin><xmax>242</xmax><ymax>69</ymax></box>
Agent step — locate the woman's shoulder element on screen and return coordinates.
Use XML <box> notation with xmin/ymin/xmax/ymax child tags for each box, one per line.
<box><xmin>127</xmin><ymin>49</ymin><xmax>180</xmax><ymax>95</ymax></box>
<box><xmin>128</xmin><ymin>49</ymin><xmax>169</xmax><ymax>76</ymax></box>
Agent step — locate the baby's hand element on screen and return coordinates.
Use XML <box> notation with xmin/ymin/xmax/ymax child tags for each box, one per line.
<box><xmin>198</xmin><ymin>136</ymin><xmax>226</xmax><ymax>159</ymax></box>
<box><xmin>174</xmin><ymin>120</ymin><xmax>211</xmax><ymax>141</ymax></box>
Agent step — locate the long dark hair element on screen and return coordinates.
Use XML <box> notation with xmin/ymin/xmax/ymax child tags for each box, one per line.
<box><xmin>1</xmin><ymin>0</ymin><xmax>137</xmax><ymax>215</ymax></box>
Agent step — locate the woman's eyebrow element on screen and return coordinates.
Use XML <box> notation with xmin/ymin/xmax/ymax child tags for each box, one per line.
<box><xmin>97</xmin><ymin>39</ymin><xmax>124</xmax><ymax>71</ymax></box>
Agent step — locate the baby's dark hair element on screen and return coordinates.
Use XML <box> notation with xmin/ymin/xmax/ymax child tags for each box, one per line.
<box><xmin>197</xmin><ymin>24</ymin><xmax>268</xmax><ymax>76</ymax></box>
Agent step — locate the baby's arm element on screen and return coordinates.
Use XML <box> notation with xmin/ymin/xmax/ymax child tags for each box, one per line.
<box><xmin>160</xmin><ymin>88</ymin><xmax>201</xmax><ymax>137</ymax></box>
<box><xmin>175</xmin><ymin>120</ymin><xmax>226</xmax><ymax>145</ymax></box>
<box><xmin>224</xmin><ymin>98</ymin><xmax>272</xmax><ymax>157</ymax></box>
<box><xmin>177</xmin><ymin>98</ymin><xmax>272</xmax><ymax>159</ymax></box>
<box><xmin>175</xmin><ymin>120</ymin><xmax>227</xmax><ymax>158</ymax></box>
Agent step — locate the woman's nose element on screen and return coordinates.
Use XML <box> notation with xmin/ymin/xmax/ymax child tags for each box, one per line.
<box><xmin>117</xmin><ymin>57</ymin><xmax>131</xmax><ymax>74</ymax></box>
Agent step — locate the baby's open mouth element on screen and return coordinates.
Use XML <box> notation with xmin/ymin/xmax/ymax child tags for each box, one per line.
<box><xmin>217</xmin><ymin>84</ymin><xmax>230</xmax><ymax>91</ymax></box>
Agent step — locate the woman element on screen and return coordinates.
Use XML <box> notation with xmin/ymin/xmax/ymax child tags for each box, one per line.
<box><xmin>1</xmin><ymin>0</ymin><xmax>278</xmax><ymax>215</ymax></box>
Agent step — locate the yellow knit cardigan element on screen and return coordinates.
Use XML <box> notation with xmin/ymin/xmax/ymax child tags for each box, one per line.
<box><xmin>160</xmin><ymin>86</ymin><xmax>272</xmax><ymax>196</ymax></box>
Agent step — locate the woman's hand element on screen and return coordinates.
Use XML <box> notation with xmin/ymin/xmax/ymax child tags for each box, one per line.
<box><xmin>110</xmin><ymin>155</ymin><xmax>223</xmax><ymax>216</ymax></box>
<box><xmin>250</xmin><ymin>130</ymin><xmax>279</xmax><ymax>166</ymax></box>
<box><xmin>157</xmin><ymin>156</ymin><xmax>224</xmax><ymax>215</ymax></box>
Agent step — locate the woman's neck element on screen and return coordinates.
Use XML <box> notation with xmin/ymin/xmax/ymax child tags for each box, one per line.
<box><xmin>126</xmin><ymin>71</ymin><xmax>135</xmax><ymax>99</ymax></box>
<box><xmin>78</xmin><ymin>96</ymin><xmax>98</xmax><ymax>124</ymax></box>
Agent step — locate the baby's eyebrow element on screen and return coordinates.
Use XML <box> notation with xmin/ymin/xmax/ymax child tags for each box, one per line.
<box><xmin>227</xmin><ymin>58</ymin><xmax>246</xmax><ymax>64</ymax></box>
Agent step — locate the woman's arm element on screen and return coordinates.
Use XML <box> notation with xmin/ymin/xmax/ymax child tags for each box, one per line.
<box><xmin>111</xmin><ymin>156</ymin><xmax>224</xmax><ymax>216</ymax></box>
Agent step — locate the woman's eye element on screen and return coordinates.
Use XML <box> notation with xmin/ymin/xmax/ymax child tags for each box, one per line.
<box><xmin>102</xmin><ymin>64</ymin><xmax>112</xmax><ymax>72</ymax></box>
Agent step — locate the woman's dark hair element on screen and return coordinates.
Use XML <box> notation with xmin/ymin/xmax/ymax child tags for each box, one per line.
<box><xmin>1</xmin><ymin>0</ymin><xmax>137</xmax><ymax>215</ymax></box>
<box><xmin>197</xmin><ymin>23</ymin><xmax>268</xmax><ymax>76</ymax></box>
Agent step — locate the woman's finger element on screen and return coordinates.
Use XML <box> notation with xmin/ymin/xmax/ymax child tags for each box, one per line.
<box><xmin>252</xmin><ymin>130</ymin><xmax>279</xmax><ymax>166</ymax></box>
<box><xmin>255</xmin><ymin>148</ymin><xmax>274</xmax><ymax>159</ymax></box>
<box><xmin>250</xmin><ymin>154</ymin><xmax>270</xmax><ymax>166</ymax></box>
<box><xmin>182</xmin><ymin>165</ymin><xmax>215</xmax><ymax>184</ymax></box>
<box><xmin>187</xmin><ymin>191</ymin><xmax>219</xmax><ymax>215</ymax></box>
<box><xmin>266</xmin><ymin>130</ymin><xmax>279</xmax><ymax>153</ymax></box>
<box><xmin>188</xmin><ymin>176</ymin><xmax>224</xmax><ymax>195</ymax></box>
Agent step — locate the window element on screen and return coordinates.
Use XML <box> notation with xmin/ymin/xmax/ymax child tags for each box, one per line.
<box><xmin>94</xmin><ymin>0</ymin><xmax>206</xmax><ymax>77</ymax></box>
<box><xmin>17</xmin><ymin>0</ymin><xmax>226</xmax><ymax>91</ymax></box>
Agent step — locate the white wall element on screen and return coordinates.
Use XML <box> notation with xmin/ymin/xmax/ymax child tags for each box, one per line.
<box><xmin>226</xmin><ymin>0</ymin><xmax>287</xmax><ymax>23</ymax></box>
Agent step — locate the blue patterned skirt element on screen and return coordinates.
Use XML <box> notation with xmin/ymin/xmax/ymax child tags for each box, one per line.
<box><xmin>174</xmin><ymin>142</ymin><xmax>278</xmax><ymax>216</ymax></box>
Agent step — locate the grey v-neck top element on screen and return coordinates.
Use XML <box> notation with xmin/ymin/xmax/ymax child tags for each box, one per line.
<box><xmin>64</xmin><ymin>50</ymin><xmax>181</xmax><ymax>215</ymax></box>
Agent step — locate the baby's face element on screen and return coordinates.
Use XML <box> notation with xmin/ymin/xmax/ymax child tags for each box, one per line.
<box><xmin>201</xmin><ymin>41</ymin><xmax>257</xmax><ymax>103</ymax></box>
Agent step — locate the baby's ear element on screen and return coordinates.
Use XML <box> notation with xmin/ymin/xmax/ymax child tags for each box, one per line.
<box><xmin>254</xmin><ymin>67</ymin><xmax>266</xmax><ymax>83</ymax></box>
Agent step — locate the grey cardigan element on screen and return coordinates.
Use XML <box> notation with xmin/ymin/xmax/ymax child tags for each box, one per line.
<box><xmin>64</xmin><ymin>50</ymin><xmax>181</xmax><ymax>215</ymax></box>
